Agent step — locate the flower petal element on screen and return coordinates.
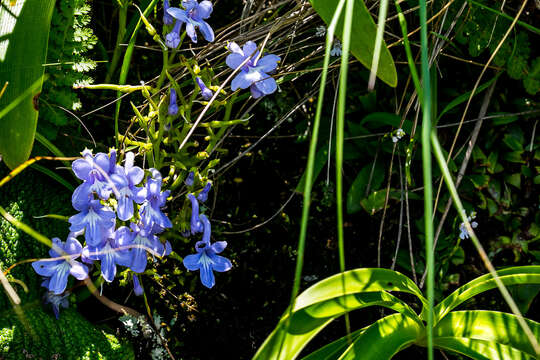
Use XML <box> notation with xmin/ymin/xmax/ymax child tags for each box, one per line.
<box><xmin>128</xmin><ymin>166</ymin><xmax>144</xmax><ymax>185</ymax></box>
<box><xmin>117</xmin><ymin>196</ymin><xmax>134</xmax><ymax>222</ymax></box>
<box><xmin>250</xmin><ymin>85</ymin><xmax>264</xmax><ymax>98</ymax></box>
<box><xmin>200</xmin><ymin>264</ymin><xmax>215</xmax><ymax>288</ymax></box>
<box><xmin>226</xmin><ymin>53</ymin><xmax>247</xmax><ymax>70</ymax></box>
<box><xmin>167</xmin><ymin>7</ymin><xmax>188</xmax><ymax>22</ymax></box>
<box><xmin>32</xmin><ymin>260</ymin><xmax>61</xmax><ymax>277</ymax></box>
<box><xmin>186</xmin><ymin>21</ymin><xmax>197</xmax><ymax>43</ymax></box>
<box><xmin>256</xmin><ymin>54</ymin><xmax>280</xmax><ymax>73</ymax></box>
<box><xmin>232</xmin><ymin>71</ymin><xmax>258</xmax><ymax>90</ymax></box>
<box><xmin>209</xmin><ymin>253</ymin><xmax>232</xmax><ymax>272</ymax></box>
<box><xmin>94</xmin><ymin>153</ymin><xmax>110</xmax><ymax>174</ymax></box>
<box><xmin>242</xmin><ymin>41</ymin><xmax>258</xmax><ymax>57</ymax></box>
<box><xmin>49</xmin><ymin>264</ymin><xmax>70</xmax><ymax>294</ymax></box>
<box><xmin>254</xmin><ymin>76</ymin><xmax>277</xmax><ymax>95</ymax></box>
<box><xmin>69</xmin><ymin>261</ymin><xmax>88</xmax><ymax>280</ymax></box>
<box><xmin>211</xmin><ymin>241</ymin><xmax>227</xmax><ymax>254</ymax></box>
<box><xmin>183</xmin><ymin>253</ymin><xmax>202</xmax><ymax>271</ymax></box>
<box><xmin>227</xmin><ymin>42</ymin><xmax>243</xmax><ymax>55</ymax></box>
<box><xmin>197</xmin><ymin>1</ymin><xmax>213</xmax><ymax>19</ymax></box>
<box><xmin>197</xmin><ymin>20</ymin><xmax>214</xmax><ymax>42</ymax></box>
<box><xmin>72</xmin><ymin>159</ymin><xmax>92</xmax><ymax>180</ymax></box>
<box><xmin>64</xmin><ymin>237</ymin><xmax>83</xmax><ymax>256</ymax></box>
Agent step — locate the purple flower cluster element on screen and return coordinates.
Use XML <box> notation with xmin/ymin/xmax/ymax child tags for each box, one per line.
<box><xmin>32</xmin><ymin>149</ymin><xmax>172</xmax><ymax>296</ymax></box>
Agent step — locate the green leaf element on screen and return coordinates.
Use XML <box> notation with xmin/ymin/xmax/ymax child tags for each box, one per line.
<box><xmin>0</xmin><ymin>0</ymin><xmax>56</xmax><ymax>169</ymax></box>
<box><xmin>434</xmin><ymin>310</ymin><xmax>540</xmax><ymax>357</ymax></box>
<box><xmin>301</xmin><ymin>328</ymin><xmax>365</xmax><ymax>360</ymax></box>
<box><xmin>360</xmin><ymin>189</ymin><xmax>387</xmax><ymax>215</ymax></box>
<box><xmin>253</xmin><ymin>269</ymin><xmax>425</xmax><ymax>360</ymax></box>
<box><xmin>346</xmin><ymin>163</ymin><xmax>384</xmax><ymax>214</ymax></box>
<box><xmin>434</xmin><ymin>266</ymin><xmax>540</xmax><ymax>323</ymax></box>
<box><xmin>339</xmin><ymin>313</ymin><xmax>423</xmax><ymax>359</ymax></box>
<box><xmin>309</xmin><ymin>0</ymin><xmax>397</xmax><ymax>87</ymax></box>
<box><xmin>434</xmin><ymin>337</ymin><xmax>531</xmax><ymax>360</ymax></box>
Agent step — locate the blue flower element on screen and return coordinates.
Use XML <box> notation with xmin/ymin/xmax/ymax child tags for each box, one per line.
<box><xmin>165</xmin><ymin>20</ymin><xmax>183</xmax><ymax>48</ymax></box>
<box><xmin>226</xmin><ymin>41</ymin><xmax>280</xmax><ymax>98</ymax></box>
<box><xmin>43</xmin><ymin>291</ymin><xmax>70</xmax><ymax>319</ymax></box>
<box><xmin>197</xmin><ymin>182</ymin><xmax>211</xmax><ymax>202</ymax></box>
<box><xmin>185</xmin><ymin>171</ymin><xmax>195</xmax><ymax>186</ymax></box>
<box><xmin>168</xmin><ymin>88</ymin><xmax>179</xmax><ymax>116</ymax></box>
<box><xmin>110</xmin><ymin>152</ymin><xmax>146</xmax><ymax>221</ymax></box>
<box><xmin>330</xmin><ymin>39</ymin><xmax>342</xmax><ymax>57</ymax></box>
<box><xmin>32</xmin><ymin>235</ymin><xmax>89</xmax><ymax>294</ymax></box>
<box><xmin>167</xmin><ymin>0</ymin><xmax>214</xmax><ymax>43</ymax></box>
<box><xmin>68</xmin><ymin>199</ymin><xmax>116</xmax><ymax>247</ymax></box>
<box><xmin>183</xmin><ymin>215</ymin><xmax>231</xmax><ymax>288</ymax></box>
<box><xmin>71</xmin><ymin>149</ymin><xmax>115</xmax><ymax>207</ymax></box>
<box><xmin>133</xmin><ymin>274</ymin><xmax>144</xmax><ymax>296</ymax></box>
<box><xmin>195</xmin><ymin>77</ymin><xmax>213</xmax><ymax>100</ymax></box>
<box><xmin>82</xmin><ymin>226</ymin><xmax>133</xmax><ymax>282</ymax></box>
<box><xmin>459</xmin><ymin>212</ymin><xmax>478</xmax><ymax>239</ymax></box>
<box><xmin>128</xmin><ymin>223</ymin><xmax>170</xmax><ymax>273</ymax></box>
<box><xmin>163</xmin><ymin>0</ymin><xmax>174</xmax><ymax>25</ymax></box>
<box><xmin>188</xmin><ymin>193</ymin><xmax>203</xmax><ymax>234</ymax></box>
<box><xmin>139</xmin><ymin>169</ymin><xmax>173</xmax><ymax>232</ymax></box>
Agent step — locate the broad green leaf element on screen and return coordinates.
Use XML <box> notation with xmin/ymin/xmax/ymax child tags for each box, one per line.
<box><xmin>434</xmin><ymin>266</ymin><xmax>540</xmax><ymax>323</ymax></box>
<box><xmin>434</xmin><ymin>310</ymin><xmax>540</xmax><ymax>357</ymax></box>
<box><xmin>254</xmin><ymin>269</ymin><xmax>425</xmax><ymax>360</ymax></box>
<box><xmin>0</xmin><ymin>0</ymin><xmax>55</xmax><ymax>169</ymax></box>
<box><xmin>339</xmin><ymin>313</ymin><xmax>423</xmax><ymax>359</ymax></box>
<box><xmin>309</xmin><ymin>0</ymin><xmax>397</xmax><ymax>87</ymax></box>
<box><xmin>434</xmin><ymin>337</ymin><xmax>532</xmax><ymax>360</ymax></box>
<box><xmin>301</xmin><ymin>328</ymin><xmax>365</xmax><ymax>360</ymax></box>
<box><xmin>360</xmin><ymin>189</ymin><xmax>386</xmax><ymax>215</ymax></box>
<box><xmin>253</xmin><ymin>292</ymin><xmax>418</xmax><ymax>360</ymax></box>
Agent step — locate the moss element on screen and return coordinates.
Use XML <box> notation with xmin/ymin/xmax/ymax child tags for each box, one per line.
<box><xmin>0</xmin><ymin>167</ymin><xmax>72</xmax><ymax>308</ymax></box>
<box><xmin>0</xmin><ymin>304</ymin><xmax>134</xmax><ymax>359</ymax></box>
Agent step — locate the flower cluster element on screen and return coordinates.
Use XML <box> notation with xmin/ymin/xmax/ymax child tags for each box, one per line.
<box><xmin>32</xmin><ymin>149</ymin><xmax>172</xmax><ymax>296</ymax></box>
<box><xmin>392</xmin><ymin>128</ymin><xmax>406</xmax><ymax>143</ymax></box>
<box><xmin>459</xmin><ymin>211</ymin><xmax>478</xmax><ymax>239</ymax></box>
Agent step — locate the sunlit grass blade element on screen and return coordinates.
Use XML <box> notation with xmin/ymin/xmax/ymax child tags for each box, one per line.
<box><xmin>367</xmin><ymin>0</ymin><xmax>389</xmax><ymax>90</ymax></box>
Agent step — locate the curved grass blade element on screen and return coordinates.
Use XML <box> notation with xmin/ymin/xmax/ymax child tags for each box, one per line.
<box><xmin>0</xmin><ymin>0</ymin><xmax>56</xmax><ymax>169</ymax></box>
<box><xmin>300</xmin><ymin>328</ymin><xmax>365</xmax><ymax>360</ymax></box>
<box><xmin>434</xmin><ymin>310</ymin><xmax>540</xmax><ymax>358</ymax></box>
<box><xmin>434</xmin><ymin>337</ymin><xmax>532</xmax><ymax>360</ymax></box>
<box><xmin>434</xmin><ymin>266</ymin><xmax>540</xmax><ymax>323</ymax></box>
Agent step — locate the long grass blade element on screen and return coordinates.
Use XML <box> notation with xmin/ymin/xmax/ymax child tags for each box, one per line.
<box><xmin>367</xmin><ymin>0</ymin><xmax>390</xmax><ymax>90</ymax></box>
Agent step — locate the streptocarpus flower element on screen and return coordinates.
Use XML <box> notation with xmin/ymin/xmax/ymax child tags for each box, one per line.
<box><xmin>195</xmin><ymin>77</ymin><xmax>213</xmax><ymax>100</ymax></box>
<box><xmin>185</xmin><ymin>171</ymin><xmax>195</xmax><ymax>186</ymax></box>
<box><xmin>139</xmin><ymin>169</ymin><xmax>173</xmax><ymax>232</ymax></box>
<box><xmin>32</xmin><ymin>235</ymin><xmax>88</xmax><ymax>294</ymax></box>
<box><xmin>69</xmin><ymin>199</ymin><xmax>116</xmax><ymax>247</ymax></box>
<box><xmin>82</xmin><ymin>226</ymin><xmax>133</xmax><ymax>282</ymax></box>
<box><xmin>167</xmin><ymin>0</ymin><xmax>214</xmax><ymax>43</ymax></box>
<box><xmin>128</xmin><ymin>223</ymin><xmax>170</xmax><ymax>273</ymax></box>
<box><xmin>43</xmin><ymin>291</ymin><xmax>70</xmax><ymax>319</ymax></box>
<box><xmin>165</xmin><ymin>20</ymin><xmax>182</xmax><ymax>48</ymax></box>
<box><xmin>168</xmin><ymin>88</ymin><xmax>179</xmax><ymax>116</ymax></box>
<box><xmin>111</xmin><ymin>152</ymin><xmax>146</xmax><ymax>221</ymax></box>
<box><xmin>133</xmin><ymin>274</ymin><xmax>144</xmax><ymax>296</ymax></box>
<box><xmin>331</xmin><ymin>39</ymin><xmax>342</xmax><ymax>56</ymax></box>
<box><xmin>71</xmin><ymin>149</ymin><xmax>115</xmax><ymax>206</ymax></box>
<box><xmin>183</xmin><ymin>215</ymin><xmax>231</xmax><ymax>288</ymax></box>
<box><xmin>226</xmin><ymin>41</ymin><xmax>280</xmax><ymax>98</ymax></box>
<box><xmin>459</xmin><ymin>212</ymin><xmax>478</xmax><ymax>239</ymax></box>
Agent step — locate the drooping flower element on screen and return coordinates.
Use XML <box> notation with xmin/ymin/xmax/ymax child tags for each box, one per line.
<box><xmin>168</xmin><ymin>88</ymin><xmax>179</xmax><ymax>116</ymax></box>
<box><xmin>71</xmin><ymin>149</ymin><xmax>115</xmax><ymax>206</ymax></box>
<box><xmin>43</xmin><ymin>291</ymin><xmax>70</xmax><ymax>319</ymax></box>
<box><xmin>133</xmin><ymin>274</ymin><xmax>144</xmax><ymax>296</ymax></box>
<box><xmin>183</xmin><ymin>215</ymin><xmax>231</xmax><ymax>288</ymax></box>
<box><xmin>331</xmin><ymin>39</ymin><xmax>342</xmax><ymax>56</ymax></box>
<box><xmin>167</xmin><ymin>0</ymin><xmax>214</xmax><ymax>43</ymax></box>
<box><xmin>68</xmin><ymin>199</ymin><xmax>116</xmax><ymax>247</ymax></box>
<box><xmin>188</xmin><ymin>193</ymin><xmax>203</xmax><ymax>234</ymax></box>
<box><xmin>111</xmin><ymin>152</ymin><xmax>146</xmax><ymax>221</ymax></box>
<box><xmin>459</xmin><ymin>212</ymin><xmax>478</xmax><ymax>239</ymax></box>
<box><xmin>226</xmin><ymin>41</ymin><xmax>280</xmax><ymax>98</ymax></box>
<box><xmin>185</xmin><ymin>171</ymin><xmax>195</xmax><ymax>186</ymax></box>
<box><xmin>82</xmin><ymin>226</ymin><xmax>133</xmax><ymax>282</ymax></box>
<box><xmin>195</xmin><ymin>77</ymin><xmax>213</xmax><ymax>100</ymax></box>
<box><xmin>32</xmin><ymin>235</ymin><xmax>89</xmax><ymax>294</ymax></box>
<box><xmin>139</xmin><ymin>169</ymin><xmax>173</xmax><ymax>232</ymax></box>
<box><xmin>197</xmin><ymin>182</ymin><xmax>211</xmax><ymax>202</ymax></box>
<box><xmin>163</xmin><ymin>0</ymin><xmax>174</xmax><ymax>25</ymax></box>
<box><xmin>165</xmin><ymin>20</ymin><xmax>183</xmax><ymax>48</ymax></box>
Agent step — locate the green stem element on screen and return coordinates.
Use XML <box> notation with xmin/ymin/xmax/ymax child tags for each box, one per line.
<box><xmin>419</xmin><ymin>0</ymin><xmax>434</xmax><ymax>359</ymax></box>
